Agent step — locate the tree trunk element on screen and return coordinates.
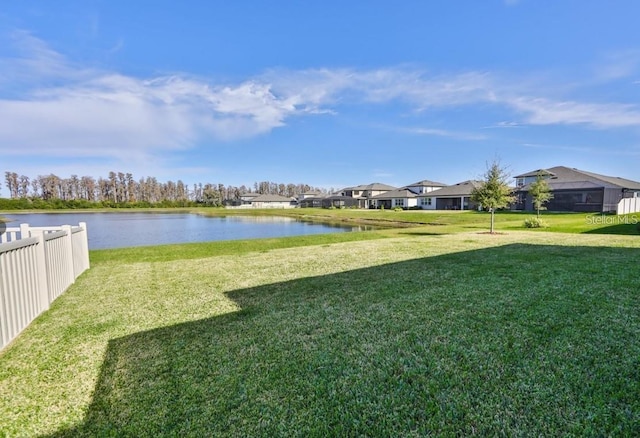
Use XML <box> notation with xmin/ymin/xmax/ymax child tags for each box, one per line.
<box><xmin>490</xmin><ymin>209</ymin><xmax>495</xmax><ymax>234</ymax></box>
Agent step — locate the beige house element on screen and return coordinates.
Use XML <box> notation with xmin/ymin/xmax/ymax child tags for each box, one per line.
<box><xmin>418</xmin><ymin>180</ymin><xmax>482</xmax><ymax>210</ymax></box>
<box><xmin>340</xmin><ymin>183</ymin><xmax>397</xmax><ymax>208</ymax></box>
<box><xmin>229</xmin><ymin>193</ymin><xmax>297</xmax><ymax>209</ymax></box>
<box><xmin>371</xmin><ymin>188</ymin><xmax>419</xmax><ymax>209</ymax></box>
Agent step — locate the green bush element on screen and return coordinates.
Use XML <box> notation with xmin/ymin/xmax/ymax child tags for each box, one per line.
<box><xmin>524</xmin><ymin>217</ymin><xmax>549</xmax><ymax>228</ymax></box>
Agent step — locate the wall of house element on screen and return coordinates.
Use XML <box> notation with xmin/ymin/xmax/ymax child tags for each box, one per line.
<box><xmin>252</xmin><ymin>202</ymin><xmax>295</xmax><ymax>209</ymax></box>
<box><xmin>393</xmin><ymin>198</ymin><xmax>417</xmax><ymax>208</ymax></box>
<box><xmin>418</xmin><ymin>196</ymin><xmax>436</xmax><ymax>210</ymax></box>
<box><xmin>407</xmin><ymin>185</ymin><xmax>442</xmax><ymax>194</ymax></box>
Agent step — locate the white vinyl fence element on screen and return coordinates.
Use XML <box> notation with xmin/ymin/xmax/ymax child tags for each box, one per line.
<box><xmin>617</xmin><ymin>195</ymin><xmax>640</xmax><ymax>215</ymax></box>
<box><xmin>0</xmin><ymin>222</ymin><xmax>90</xmax><ymax>350</ymax></box>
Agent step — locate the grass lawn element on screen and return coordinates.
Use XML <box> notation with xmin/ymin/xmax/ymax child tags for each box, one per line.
<box><xmin>198</xmin><ymin>208</ymin><xmax>640</xmax><ymax>235</ymax></box>
<box><xmin>1</xmin><ymin>228</ymin><xmax>639</xmax><ymax>436</ymax></box>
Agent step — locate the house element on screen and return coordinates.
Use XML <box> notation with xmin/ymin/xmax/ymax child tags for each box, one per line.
<box><xmin>340</xmin><ymin>183</ymin><xmax>397</xmax><ymax>208</ymax></box>
<box><xmin>245</xmin><ymin>194</ymin><xmax>297</xmax><ymax>209</ymax></box>
<box><xmin>371</xmin><ymin>188</ymin><xmax>419</xmax><ymax>209</ymax></box>
<box><xmin>298</xmin><ymin>194</ymin><xmax>359</xmax><ymax>208</ymax></box>
<box><xmin>297</xmin><ymin>191</ymin><xmax>323</xmax><ymax>201</ymax></box>
<box><xmin>514</xmin><ymin>166</ymin><xmax>640</xmax><ymax>213</ymax></box>
<box><xmin>405</xmin><ymin>179</ymin><xmax>447</xmax><ymax>195</ymax></box>
<box><xmin>239</xmin><ymin>192</ymin><xmax>259</xmax><ymax>205</ymax></box>
<box><xmin>418</xmin><ymin>180</ymin><xmax>482</xmax><ymax>210</ymax></box>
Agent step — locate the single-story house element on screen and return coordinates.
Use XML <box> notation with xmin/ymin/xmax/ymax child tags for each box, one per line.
<box><xmin>340</xmin><ymin>183</ymin><xmax>397</xmax><ymax>209</ymax></box>
<box><xmin>418</xmin><ymin>180</ymin><xmax>482</xmax><ymax>210</ymax></box>
<box><xmin>514</xmin><ymin>166</ymin><xmax>640</xmax><ymax>213</ymax></box>
<box><xmin>298</xmin><ymin>195</ymin><xmax>359</xmax><ymax>209</ymax></box>
<box><xmin>244</xmin><ymin>194</ymin><xmax>297</xmax><ymax>209</ymax></box>
<box><xmin>371</xmin><ymin>188</ymin><xmax>419</xmax><ymax>209</ymax></box>
<box><xmin>297</xmin><ymin>191</ymin><xmax>323</xmax><ymax>202</ymax></box>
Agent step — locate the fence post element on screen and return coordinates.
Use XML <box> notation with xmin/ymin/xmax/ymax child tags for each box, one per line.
<box><xmin>31</xmin><ymin>230</ymin><xmax>51</xmax><ymax>311</ymax></box>
<box><xmin>79</xmin><ymin>222</ymin><xmax>90</xmax><ymax>270</ymax></box>
<box><xmin>19</xmin><ymin>223</ymin><xmax>30</xmax><ymax>240</ymax></box>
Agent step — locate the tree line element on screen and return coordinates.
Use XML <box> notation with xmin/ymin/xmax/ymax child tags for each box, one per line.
<box><xmin>1</xmin><ymin>171</ymin><xmax>327</xmax><ymax>209</ymax></box>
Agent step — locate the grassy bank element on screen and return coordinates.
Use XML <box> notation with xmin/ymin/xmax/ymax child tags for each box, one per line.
<box><xmin>1</xmin><ymin>231</ymin><xmax>639</xmax><ymax>436</ymax></box>
<box><xmin>203</xmin><ymin>208</ymin><xmax>640</xmax><ymax>235</ymax></box>
<box><xmin>3</xmin><ymin>206</ymin><xmax>639</xmax><ymax>235</ymax></box>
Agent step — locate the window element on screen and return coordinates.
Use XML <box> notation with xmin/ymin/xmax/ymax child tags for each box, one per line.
<box><xmin>394</xmin><ymin>199</ymin><xmax>404</xmax><ymax>207</ymax></box>
<box><xmin>420</xmin><ymin>197</ymin><xmax>432</xmax><ymax>206</ymax></box>
<box><xmin>516</xmin><ymin>178</ymin><xmax>525</xmax><ymax>187</ymax></box>
<box><xmin>353</xmin><ymin>190</ymin><xmax>360</xmax><ymax>196</ymax></box>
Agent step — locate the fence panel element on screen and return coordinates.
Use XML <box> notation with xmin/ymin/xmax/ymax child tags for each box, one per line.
<box><xmin>617</xmin><ymin>197</ymin><xmax>640</xmax><ymax>215</ymax></box>
<box><xmin>71</xmin><ymin>224</ymin><xmax>90</xmax><ymax>278</ymax></box>
<box><xmin>0</xmin><ymin>237</ymin><xmax>45</xmax><ymax>350</ymax></box>
<box><xmin>43</xmin><ymin>230</ymin><xmax>74</xmax><ymax>302</ymax></box>
<box><xmin>1</xmin><ymin>227</ymin><xmax>21</xmax><ymax>243</ymax></box>
<box><xmin>0</xmin><ymin>222</ymin><xmax>90</xmax><ymax>351</ymax></box>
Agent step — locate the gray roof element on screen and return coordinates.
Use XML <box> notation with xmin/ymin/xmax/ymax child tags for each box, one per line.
<box><xmin>251</xmin><ymin>194</ymin><xmax>296</xmax><ymax>202</ymax></box>
<box><xmin>407</xmin><ymin>179</ymin><xmax>448</xmax><ymax>187</ymax></box>
<box><xmin>371</xmin><ymin>189</ymin><xmax>418</xmax><ymax>199</ymax></box>
<box><xmin>514</xmin><ymin>169</ymin><xmax>556</xmax><ymax>178</ymax></box>
<box><xmin>421</xmin><ymin>180</ymin><xmax>482</xmax><ymax>197</ymax></box>
<box><xmin>517</xmin><ymin>166</ymin><xmax>640</xmax><ymax>190</ymax></box>
<box><xmin>343</xmin><ymin>182</ymin><xmax>397</xmax><ymax>192</ymax></box>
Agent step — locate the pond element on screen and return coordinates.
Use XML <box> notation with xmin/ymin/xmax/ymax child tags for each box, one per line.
<box><xmin>0</xmin><ymin>212</ymin><xmax>368</xmax><ymax>250</ymax></box>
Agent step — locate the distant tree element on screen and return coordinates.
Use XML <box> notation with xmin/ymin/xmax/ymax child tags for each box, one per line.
<box><xmin>202</xmin><ymin>184</ymin><xmax>221</xmax><ymax>206</ymax></box>
<box><xmin>471</xmin><ymin>160</ymin><xmax>516</xmax><ymax>234</ymax></box>
<box><xmin>4</xmin><ymin>172</ymin><xmax>18</xmax><ymax>198</ymax></box>
<box><xmin>18</xmin><ymin>175</ymin><xmax>30</xmax><ymax>198</ymax></box>
<box><xmin>529</xmin><ymin>172</ymin><xmax>553</xmax><ymax>218</ymax></box>
<box><xmin>80</xmin><ymin>176</ymin><xmax>96</xmax><ymax>201</ymax></box>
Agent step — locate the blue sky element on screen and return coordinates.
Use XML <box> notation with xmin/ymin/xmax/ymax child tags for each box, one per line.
<box><xmin>1</xmin><ymin>0</ymin><xmax>639</xmax><ymax>191</ymax></box>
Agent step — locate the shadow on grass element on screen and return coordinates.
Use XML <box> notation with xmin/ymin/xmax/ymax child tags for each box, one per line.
<box><xmin>584</xmin><ymin>223</ymin><xmax>640</xmax><ymax>235</ymax></box>
<box><xmin>398</xmin><ymin>231</ymin><xmax>448</xmax><ymax>236</ymax></box>
<box><xmin>46</xmin><ymin>244</ymin><xmax>640</xmax><ymax>437</ymax></box>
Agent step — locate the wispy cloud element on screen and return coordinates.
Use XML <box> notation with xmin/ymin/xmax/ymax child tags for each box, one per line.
<box><xmin>402</xmin><ymin>127</ymin><xmax>487</xmax><ymax>141</ymax></box>
<box><xmin>483</xmin><ymin>121</ymin><xmax>522</xmax><ymax>129</ymax></box>
<box><xmin>2</xmin><ymin>30</ymin><xmax>640</xmax><ymax>174</ymax></box>
<box><xmin>593</xmin><ymin>49</ymin><xmax>640</xmax><ymax>81</ymax></box>
<box><xmin>508</xmin><ymin>97</ymin><xmax>640</xmax><ymax>128</ymax></box>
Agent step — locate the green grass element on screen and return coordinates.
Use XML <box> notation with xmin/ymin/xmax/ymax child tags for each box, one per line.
<box><xmin>1</xmin><ymin>231</ymin><xmax>639</xmax><ymax>436</ymax></box>
<box><xmin>3</xmin><ymin>206</ymin><xmax>639</xmax><ymax>235</ymax></box>
<box><xmin>198</xmin><ymin>208</ymin><xmax>640</xmax><ymax>235</ymax></box>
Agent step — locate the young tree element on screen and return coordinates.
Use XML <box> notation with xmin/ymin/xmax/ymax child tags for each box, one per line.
<box><xmin>471</xmin><ymin>160</ymin><xmax>516</xmax><ymax>234</ymax></box>
<box><xmin>529</xmin><ymin>172</ymin><xmax>553</xmax><ymax>218</ymax></box>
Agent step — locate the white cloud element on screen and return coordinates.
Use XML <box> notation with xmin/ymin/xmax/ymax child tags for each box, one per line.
<box><xmin>0</xmin><ymin>34</ymin><xmax>308</xmax><ymax>161</ymax></box>
<box><xmin>403</xmin><ymin>127</ymin><xmax>487</xmax><ymax>141</ymax></box>
<box><xmin>594</xmin><ymin>49</ymin><xmax>640</xmax><ymax>81</ymax></box>
<box><xmin>509</xmin><ymin>97</ymin><xmax>640</xmax><ymax>128</ymax></box>
<box><xmin>2</xmin><ymin>30</ymin><xmax>640</xmax><ymax>174</ymax></box>
<box><xmin>483</xmin><ymin>121</ymin><xmax>522</xmax><ymax>129</ymax></box>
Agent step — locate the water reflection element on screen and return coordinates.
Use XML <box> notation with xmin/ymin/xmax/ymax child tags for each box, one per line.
<box><xmin>1</xmin><ymin>212</ymin><xmax>369</xmax><ymax>250</ymax></box>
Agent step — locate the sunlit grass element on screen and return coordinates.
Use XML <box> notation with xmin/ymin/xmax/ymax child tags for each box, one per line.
<box><xmin>1</xmin><ymin>231</ymin><xmax>639</xmax><ymax>436</ymax></box>
<box><xmin>199</xmin><ymin>208</ymin><xmax>640</xmax><ymax>235</ymax></box>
